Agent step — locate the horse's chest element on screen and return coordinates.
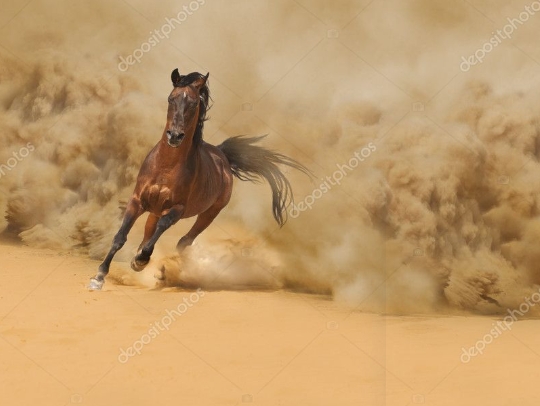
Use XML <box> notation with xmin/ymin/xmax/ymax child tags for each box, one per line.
<box><xmin>141</xmin><ymin>184</ymin><xmax>174</xmax><ymax>213</ymax></box>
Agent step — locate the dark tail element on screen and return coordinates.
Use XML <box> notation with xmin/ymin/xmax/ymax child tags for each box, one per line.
<box><xmin>218</xmin><ymin>135</ymin><xmax>312</xmax><ymax>227</ymax></box>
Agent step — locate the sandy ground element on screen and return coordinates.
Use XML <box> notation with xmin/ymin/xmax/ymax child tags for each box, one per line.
<box><xmin>1</xmin><ymin>241</ymin><xmax>540</xmax><ymax>406</ymax></box>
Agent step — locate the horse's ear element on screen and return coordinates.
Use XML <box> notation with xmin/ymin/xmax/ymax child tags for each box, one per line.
<box><xmin>193</xmin><ymin>72</ymin><xmax>209</xmax><ymax>89</ymax></box>
<box><xmin>171</xmin><ymin>68</ymin><xmax>181</xmax><ymax>87</ymax></box>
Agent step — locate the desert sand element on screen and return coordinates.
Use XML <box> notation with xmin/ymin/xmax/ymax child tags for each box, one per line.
<box><xmin>1</xmin><ymin>239</ymin><xmax>539</xmax><ymax>406</ymax></box>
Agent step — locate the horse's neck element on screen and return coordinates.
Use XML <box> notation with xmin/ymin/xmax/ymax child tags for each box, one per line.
<box><xmin>157</xmin><ymin>137</ymin><xmax>199</xmax><ymax>166</ymax></box>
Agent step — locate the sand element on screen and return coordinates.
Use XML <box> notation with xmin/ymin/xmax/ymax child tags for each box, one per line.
<box><xmin>1</xmin><ymin>240</ymin><xmax>539</xmax><ymax>406</ymax></box>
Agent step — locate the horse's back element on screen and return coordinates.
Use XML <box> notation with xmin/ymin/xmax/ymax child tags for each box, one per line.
<box><xmin>200</xmin><ymin>141</ymin><xmax>231</xmax><ymax>170</ymax></box>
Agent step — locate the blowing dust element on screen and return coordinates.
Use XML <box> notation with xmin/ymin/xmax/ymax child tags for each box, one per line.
<box><xmin>2</xmin><ymin>0</ymin><xmax>540</xmax><ymax>314</ymax></box>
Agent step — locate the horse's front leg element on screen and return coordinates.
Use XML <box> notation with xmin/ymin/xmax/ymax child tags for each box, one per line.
<box><xmin>130</xmin><ymin>213</ymin><xmax>159</xmax><ymax>272</ymax></box>
<box><xmin>88</xmin><ymin>198</ymin><xmax>144</xmax><ymax>290</ymax></box>
<box><xmin>131</xmin><ymin>204</ymin><xmax>184</xmax><ymax>272</ymax></box>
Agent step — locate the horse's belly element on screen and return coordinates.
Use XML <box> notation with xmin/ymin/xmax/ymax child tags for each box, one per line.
<box><xmin>181</xmin><ymin>180</ymin><xmax>224</xmax><ymax>218</ymax></box>
<box><xmin>182</xmin><ymin>198</ymin><xmax>214</xmax><ymax>218</ymax></box>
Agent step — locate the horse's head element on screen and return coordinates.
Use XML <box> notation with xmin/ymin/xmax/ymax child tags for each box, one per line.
<box><xmin>165</xmin><ymin>68</ymin><xmax>210</xmax><ymax>148</ymax></box>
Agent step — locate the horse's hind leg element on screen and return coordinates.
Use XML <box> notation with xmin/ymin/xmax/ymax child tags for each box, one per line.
<box><xmin>89</xmin><ymin>198</ymin><xmax>143</xmax><ymax>290</ymax></box>
<box><xmin>131</xmin><ymin>204</ymin><xmax>184</xmax><ymax>271</ymax></box>
<box><xmin>177</xmin><ymin>204</ymin><xmax>225</xmax><ymax>252</ymax></box>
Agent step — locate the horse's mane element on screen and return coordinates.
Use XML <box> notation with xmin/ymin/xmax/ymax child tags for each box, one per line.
<box><xmin>174</xmin><ymin>72</ymin><xmax>211</xmax><ymax>146</ymax></box>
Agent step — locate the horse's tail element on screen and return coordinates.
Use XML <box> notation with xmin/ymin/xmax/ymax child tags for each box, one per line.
<box><xmin>217</xmin><ymin>135</ymin><xmax>313</xmax><ymax>227</ymax></box>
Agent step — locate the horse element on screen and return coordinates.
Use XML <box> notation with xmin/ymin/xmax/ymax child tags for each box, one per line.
<box><xmin>88</xmin><ymin>68</ymin><xmax>311</xmax><ymax>290</ymax></box>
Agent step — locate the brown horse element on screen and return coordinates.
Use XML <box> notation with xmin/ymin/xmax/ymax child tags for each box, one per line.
<box><xmin>89</xmin><ymin>69</ymin><xmax>311</xmax><ymax>290</ymax></box>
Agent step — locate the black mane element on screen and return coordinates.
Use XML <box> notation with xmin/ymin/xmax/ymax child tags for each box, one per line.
<box><xmin>174</xmin><ymin>71</ymin><xmax>211</xmax><ymax>146</ymax></box>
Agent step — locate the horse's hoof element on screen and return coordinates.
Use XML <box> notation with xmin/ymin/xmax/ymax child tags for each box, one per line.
<box><xmin>88</xmin><ymin>278</ymin><xmax>104</xmax><ymax>291</ymax></box>
<box><xmin>131</xmin><ymin>257</ymin><xmax>149</xmax><ymax>272</ymax></box>
<box><xmin>176</xmin><ymin>238</ymin><xmax>193</xmax><ymax>253</ymax></box>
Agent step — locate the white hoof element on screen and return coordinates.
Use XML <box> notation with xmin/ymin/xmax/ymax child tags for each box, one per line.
<box><xmin>88</xmin><ymin>278</ymin><xmax>104</xmax><ymax>291</ymax></box>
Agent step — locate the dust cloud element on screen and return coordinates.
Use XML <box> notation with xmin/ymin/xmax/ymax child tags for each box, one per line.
<box><xmin>2</xmin><ymin>0</ymin><xmax>540</xmax><ymax>314</ymax></box>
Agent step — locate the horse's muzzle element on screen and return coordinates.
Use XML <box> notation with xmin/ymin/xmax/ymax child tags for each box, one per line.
<box><xmin>166</xmin><ymin>130</ymin><xmax>185</xmax><ymax>148</ymax></box>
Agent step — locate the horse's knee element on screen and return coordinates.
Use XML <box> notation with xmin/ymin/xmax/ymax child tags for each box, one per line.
<box><xmin>158</xmin><ymin>207</ymin><xmax>183</xmax><ymax>230</ymax></box>
<box><xmin>112</xmin><ymin>233</ymin><xmax>127</xmax><ymax>251</ymax></box>
<box><xmin>157</xmin><ymin>218</ymin><xmax>174</xmax><ymax>231</ymax></box>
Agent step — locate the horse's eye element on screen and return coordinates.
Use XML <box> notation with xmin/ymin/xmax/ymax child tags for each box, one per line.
<box><xmin>168</xmin><ymin>97</ymin><xmax>174</xmax><ymax>103</ymax></box>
